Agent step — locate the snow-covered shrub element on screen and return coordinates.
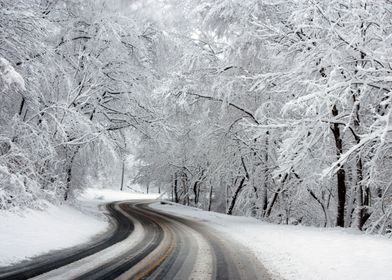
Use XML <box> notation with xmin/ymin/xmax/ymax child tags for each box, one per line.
<box><xmin>0</xmin><ymin>57</ymin><xmax>25</xmax><ymax>91</ymax></box>
<box><xmin>0</xmin><ymin>117</ymin><xmax>63</xmax><ymax>210</ymax></box>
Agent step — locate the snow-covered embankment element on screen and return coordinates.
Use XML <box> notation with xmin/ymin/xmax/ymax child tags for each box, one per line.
<box><xmin>0</xmin><ymin>188</ymin><xmax>158</xmax><ymax>266</ymax></box>
<box><xmin>152</xmin><ymin>202</ymin><xmax>392</xmax><ymax>280</ymax></box>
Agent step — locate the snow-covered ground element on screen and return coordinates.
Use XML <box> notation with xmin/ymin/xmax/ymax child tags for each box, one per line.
<box><xmin>0</xmin><ymin>203</ymin><xmax>107</xmax><ymax>266</ymax></box>
<box><xmin>0</xmin><ymin>188</ymin><xmax>159</xmax><ymax>267</ymax></box>
<box><xmin>152</xmin><ymin>202</ymin><xmax>392</xmax><ymax>280</ymax></box>
<box><xmin>80</xmin><ymin>187</ymin><xmax>160</xmax><ymax>202</ymax></box>
<box><xmin>2</xmin><ymin>188</ymin><xmax>391</xmax><ymax>280</ymax></box>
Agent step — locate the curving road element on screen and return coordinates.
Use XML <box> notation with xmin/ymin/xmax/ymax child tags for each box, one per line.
<box><xmin>0</xmin><ymin>201</ymin><xmax>271</xmax><ymax>280</ymax></box>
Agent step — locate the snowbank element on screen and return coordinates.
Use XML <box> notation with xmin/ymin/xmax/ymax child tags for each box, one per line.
<box><xmin>152</xmin><ymin>202</ymin><xmax>392</xmax><ymax>280</ymax></box>
<box><xmin>0</xmin><ymin>204</ymin><xmax>107</xmax><ymax>266</ymax></box>
<box><xmin>0</xmin><ymin>188</ymin><xmax>159</xmax><ymax>267</ymax></box>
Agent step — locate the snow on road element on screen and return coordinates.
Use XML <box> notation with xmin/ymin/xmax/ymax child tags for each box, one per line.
<box><xmin>0</xmin><ymin>188</ymin><xmax>158</xmax><ymax>267</ymax></box>
<box><xmin>152</xmin><ymin>201</ymin><xmax>392</xmax><ymax>280</ymax></box>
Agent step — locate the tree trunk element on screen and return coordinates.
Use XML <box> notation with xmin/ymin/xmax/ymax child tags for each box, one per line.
<box><xmin>193</xmin><ymin>181</ymin><xmax>199</xmax><ymax>204</ymax></box>
<box><xmin>227</xmin><ymin>157</ymin><xmax>250</xmax><ymax>215</ymax></box>
<box><xmin>120</xmin><ymin>160</ymin><xmax>125</xmax><ymax>191</ymax></box>
<box><xmin>208</xmin><ymin>183</ymin><xmax>213</xmax><ymax>211</ymax></box>
<box><xmin>19</xmin><ymin>97</ymin><xmax>25</xmax><ymax>116</ymax></box>
<box><xmin>227</xmin><ymin>177</ymin><xmax>246</xmax><ymax>215</ymax></box>
<box><xmin>356</xmin><ymin>149</ymin><xmax>371</xmax><ymax>229</ymax></box>
<box><xmin>264</xmin><ymin>187</ymin><xmax>280</xmax><ymax>218</ymax></box>
<box><xmin>64</xmin><ymin>147</ymin><xmax>79</xmax><ymax>201</ymax></box>
<box><xmin>262</xmin><ymin>131</ymin><xmax>269</xmax><ymax>216</ymax></box>
<box><xmin>352</xmin><ymin>40</ymin><xmax>371</xmax><ymax>230</ymax></box>
<box><xmin>193</xmin><ymin>170</ymin><xmax>204</xmax><ymax>205</ymax></box>
<box><xmin>264</xmin><ymin>173</ymin><xmax>288</xmax><ymax>218</ymax></box>
<box><xmin>262</xmin><ymin>185</ymin><xmax>268</xmax><ymax>215</ymax></box>
<box><xmin>173</xmin><ymin>172</ymin><xmax>179</xmax><ymax>203</ymax></box>
<box><xmin>182</xmin><ymin>171</ymin><xmax>189</xmax><ymax>206</ymax></box>
<box><xmin>331</xmin><ymin>105</ymin><xmax>347</xmax><ymax>227</ymax></box>
<box><xmin>307</xmin><ymin>188</ymin><xmax>328</xmax><ymax>227</ymax></box>
<box><xmin>64</xmin><ymin>166</ymin><xmax>72</xmax><ymax>201</ymax></box>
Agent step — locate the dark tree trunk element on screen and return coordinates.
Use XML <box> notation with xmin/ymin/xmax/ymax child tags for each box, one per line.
<box><xmin>120</xmin><ymin>161</ymin><xmax>125</xmax><ymax>191</ymax></box>
<box><xmin>353</xmin><ymin>41</ymin><xmax>371</xmax><ymax>230</ymax></box>
<box><xmin>264</xmin><ymin>187</ymin><xmax>280</xmax><ymax>218</ymax></box>
<box><xmin>173</xmin><ymin>173</ymin><xmax>179</xmax><ymax>203</ymax></box>
<box><xmin>350</xmin><ymin>93</ymin><xmax>371</xmax><ymax>230</ymax></box>
<box><xmin>193</xmin><ymin>181</ymin><xmax>199</xmax><ymax>204</ymax></box>
<box><xmin>19</xmin><ymin>97</ymin><xmax>25</xmax><ymax>116</ymax></box>
<box><xmin>356</xmin><ymin>150</ymin><xmax>371</xmax><ymax>229</ymax></box>
<box><xmin>335</xmin><ymin>169</ymin><xmax>346</xmax><ymax>227</ymax></box>
<box><xmin>264</xmin><ymin>173</ymin><xmax>288</xmax><ymax>218</ymax></box>
<box><xmin>64</xmin><ymin>165</ymin><xmax>73</xmax><ymax>201</ymax></box>
<box><xmin>262</xmin><ymin>131</ymin><xmax>269</xmax><ymax>216</ymax></box>
<box><xmin>227</xmin><ymin>157</ymin><xmax>250</xmax><ymax>215</ymax></box>
<box><xmin>208</xmin><ymin>184</ymin><xmax>213</xmax><ymax>211</ymax></box>
<box><xmin>331</xmin><ymin>105</ymin><xmax>347</xmax><ymax>227</ymax></box>
<box><xmin>193</xmin><ymin>170</ymin><xmax>204</xmax><ymax>205</ymax></box>
<box><xmin>262</xmin><ymin>186</ymin><xmax>268</xmax><ymax>214</ymax></box>
<box><xmin>227</xmin><ymin>177</ymin><xmax>246</xmax><ymax>215</ymax></box>
<box><xmin>64</xmin><ymin>147</ymin><xmax>79</xmax><ymax>201</ymax></box>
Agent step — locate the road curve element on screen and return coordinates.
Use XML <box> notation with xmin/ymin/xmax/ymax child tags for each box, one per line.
<box><xmin>0</xmin><ymin>203</ymin><xmax>134</xmax><ymax>280</ymax></box>
<box><xmin>0</xmin><ymin>200</ymin><xmax>271</xmax><ymax>280</ymax></box>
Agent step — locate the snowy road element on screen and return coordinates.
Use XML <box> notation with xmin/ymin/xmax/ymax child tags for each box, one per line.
<box><xmin>0</xmin><ymin>201</ymin><xmax>270</xmax><ymax>280</ymax></box>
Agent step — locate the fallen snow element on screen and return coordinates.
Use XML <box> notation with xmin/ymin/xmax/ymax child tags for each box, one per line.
<box><xmin>0</xmin><ymin>188</ymin><xmax>159</xmax><ymax>267</ymax></box>
<box><xmin>0</xmin><ymin>204</ymin><xmax>107</xmax><ymax>266</ymax></box>
<box><xmin>4</xmin><ymin>188</ymin><xmax>386</xmax><ymax>280</ymax></box>
<box><xmin>152</xmin><ymin>202</ymin><xmax>392</xmax><ymax>280</ymax></box>
<box><xmin>80</xmin><ymin>187</ymin><xmax>160</xmax><ymax>202</ymax></box>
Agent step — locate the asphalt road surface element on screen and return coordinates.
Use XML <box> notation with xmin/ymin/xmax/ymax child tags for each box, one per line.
<box><xmin>0</xmin><ymin>201</ymin><xmax>271</xmax><ymax>280</ymax></box>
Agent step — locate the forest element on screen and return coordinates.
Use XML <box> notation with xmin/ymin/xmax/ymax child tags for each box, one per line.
<box><xmin>1</xmin><ymin>0</ymin><xmax>392</xmax><ymax>235</ymax></box>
